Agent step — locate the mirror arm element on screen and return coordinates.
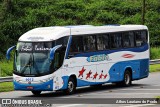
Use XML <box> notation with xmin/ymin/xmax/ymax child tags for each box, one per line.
<box><xmin>6</xmin><ymin>45</ymin><xmax>16</xmax><ymax>60</ymax></box>
<box><xmin>49</xmin><ymin>45</ymin><xmax>62</xmax><ymax>61</ymax></box>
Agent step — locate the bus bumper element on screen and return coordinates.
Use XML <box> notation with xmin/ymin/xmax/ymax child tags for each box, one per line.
<box><xmin>13</xmin><ymin>80</ymin><xmax>53</xmax><ymax>91</ymax></box>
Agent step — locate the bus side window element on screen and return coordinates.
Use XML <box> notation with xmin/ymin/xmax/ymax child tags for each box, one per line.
<box><xmin>123</xmin><ymin>32</ymin><xmax>135</xmax><ymax>48</ymax></box>
<box><xmin>135</xmin><ymin>31</ymin><xmax>147</xmax><ymax>47</ymax></box>
<box><xmin>83</xmin><ymin>35</ymin><xmax>96</xmax><ymax>52</ymax></box>
<box><xmin>97</xmin><ymin>34</ymin><xmax>109</xmax><ymax>50</ymax></box>
<box><xmin>69</xmin><ymin>36</ymin><xmax>83</xmax><ymax>57</ymax></box>
<box><xmin>110</xmin><ymin>33</ymin><xmax>122</xmax><ymax>49</ymax></box>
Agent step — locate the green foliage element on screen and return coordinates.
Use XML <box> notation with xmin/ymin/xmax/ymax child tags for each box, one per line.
<box><xmin>0</xmin><ymin>0</ymin><xmax>160</xmax><ymax>58</ymax></box>
<box><xmin>150</xmin><ymin>64</ymin><xmax>160</xmax><ymax>72</ymax></box>
<box><xmin>150</xmin><ymin>47</ymin><xmax>160</xmax><ymax>60</ymax></box>
<box><xmin>0</xmin><ymin>59</ymin><xmax>13</xmax><ymax>76</ymax></box>
<box><xmin>0</xmin><ymin>82</ymin><xmax>13</xmax><ymax>92</ymax></box>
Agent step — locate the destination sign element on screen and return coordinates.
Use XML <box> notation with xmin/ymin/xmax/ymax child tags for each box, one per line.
<box><xmin>17</xmin><ymin>42</ymin><xmax>52</xmax><ymax>52</ymax></box>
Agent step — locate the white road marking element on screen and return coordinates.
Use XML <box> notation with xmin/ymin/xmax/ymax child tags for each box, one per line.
<box><xmin>109</xmin><ymin>93</ymin><xmax>160</xmax><ymax>94</ymax></box>
<box><xmin>121</xmin><ymin>89</ymin><xmax>160</xmax><ymax>91</ymax></box>
<box><xmin>120</xmin><ymin>104</ymin><xmax>156</xmax><ymax>107</ymax></box>
<box><xmin>55</xmin><ymin>104</ymin><xmax>83</xmax><ymax>107</ymax></box>
<box><xmin>150</xmin><ymin>84</ymin><xmax>160</xmax><ymax>87</ymax></box>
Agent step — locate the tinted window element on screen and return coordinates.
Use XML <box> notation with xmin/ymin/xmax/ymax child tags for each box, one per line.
<box><xmin>97</xmin><ymin>34</ymin><xmax>109</xmax><ymax>50</ymax></box>
<box><xmin>69</xmin><ymin>36</ymin><xmax>83</xmax><ymax>53</ymax></box>
<box><xmin>55</xmin><ymin>36</ymin><xmax>69</xmax><ymax>47</ymax></box>
<box><xmin>123</xmin><ymin>32</ymin><xmax>135</xmax><ymax>48</ymax></box>
<box><xmin>110</xmin><ymin>33</ymin><xmax>122</xmax><ymax>49</ymax></box>
<box><xmin>135</xmin><ymin>31</ymin><xmax>147</xmax><ymax>46</ymax></box>
<box><xmin>83</xmin><ymin>35</ymin><xmax>96</xmax><ymax>51</ymax></box>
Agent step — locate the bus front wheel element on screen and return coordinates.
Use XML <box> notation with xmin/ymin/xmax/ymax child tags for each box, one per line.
<box><xmin>31</xmin><ymin>91</ymin><xmax>41</xmax><ymax>95</ymax></box>
<box><xmin>65</xmin><ymin>78</ymin><xmax>76</xmax><ymax>94</ymax></box>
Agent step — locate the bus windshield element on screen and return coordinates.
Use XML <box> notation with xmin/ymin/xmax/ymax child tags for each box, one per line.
<box><xmin>14</xmin><ymin>36</ymin><xmax>69</xmax><ymax>76</ymax></box>
<box><xmin>14</xmin><ymin>42</ymin><xmax>52</xmax><ymax>76</ymax></box>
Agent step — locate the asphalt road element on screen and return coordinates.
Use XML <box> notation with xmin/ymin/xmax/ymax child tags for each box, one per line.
<box><xmin>0</xmin><ymin>72</ymin><xmax>160</xmax><ymax>107</ymax></box>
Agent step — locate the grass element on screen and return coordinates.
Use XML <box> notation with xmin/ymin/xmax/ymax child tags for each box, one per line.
<box><xmin>156</xmin><ymin>96</ymin><xmax>160</xmax><ymax>98</ymax></box>
<box><xmin>150</xmin><ymin>64</ymin><xmax>160</xmax><ymax>72</ymax></box>
<box><xmin>0</xmin><ymin>82</ymin><xmax>14</xmax><ymax>92</ymax></box>
<box><xmin>0</xmin><ymin>60</ymin><xmax>13</xmax><ymax>77</ymax></box>
<box><xmin>150</xmin><ymin>47</ymin><xmax>160</xmax><ymax>60</ymax></box>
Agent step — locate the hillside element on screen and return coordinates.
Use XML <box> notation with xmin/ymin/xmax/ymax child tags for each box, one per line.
<box><xmin>0</xmin><ymin>0</ymin><xmax>160</xmax><ymax>59</ymax></box>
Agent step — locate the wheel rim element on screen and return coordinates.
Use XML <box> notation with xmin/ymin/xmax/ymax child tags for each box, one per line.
<box><xmin>125</xmin><ymin>73</ymin><xmax>130</xmax><ymax>85</ymax></box>
<box><xmin>68</xmin><ymin>81</ymin><xmax>74</xmax><ymax>92</ymax></box>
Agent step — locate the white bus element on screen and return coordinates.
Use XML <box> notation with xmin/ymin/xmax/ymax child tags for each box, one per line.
<box><xmin>6</xmin><ymin>25</ymin><xmax>149</xmax><ymax>95</ymax></box>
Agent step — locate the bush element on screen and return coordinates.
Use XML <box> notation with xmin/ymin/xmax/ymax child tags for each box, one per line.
<box><xmin>0</xmin><ymin>60</ymin><xmax>13</xmax><ymax>77</ymax></box>
<box><xmin>150</xmin><ymin>47</ymin><xmax>160</xmax><ymax>59</ymax></box>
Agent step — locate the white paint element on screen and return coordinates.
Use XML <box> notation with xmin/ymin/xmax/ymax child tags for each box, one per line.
<box><xmin>104</xmin><ymin>93</ymin><xmax>160</xmax><ymax>95</ymax></box>
<box><xmin>121</xmin><ymin>89</ymin><xmax>160</xmax><ymax>91</ymax></box>
<box><xmin>19</xmin><ymin>25</ymin><xmax>148</xmax><ymax>42</ymax></box>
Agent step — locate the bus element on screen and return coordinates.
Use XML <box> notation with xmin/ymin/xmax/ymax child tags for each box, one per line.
<box><xmin>6</xmin><ymin>25</ymin><xmax>149</xmax><ymax>95</ymax></box>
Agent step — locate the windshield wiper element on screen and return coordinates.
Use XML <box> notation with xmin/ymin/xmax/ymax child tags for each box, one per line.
<box><xmin>32</xmin><ymin>53</ymin><xmax>40</xmax><ymax>75</ymax></box>
<box><xmin>21</xmin><ymin>54</ymin><xmax>32</xmax><ymax>74</ymax></box>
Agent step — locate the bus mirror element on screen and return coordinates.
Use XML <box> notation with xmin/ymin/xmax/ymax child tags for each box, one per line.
<box><xmin>49</xmin><ymin>45</ymin><xmax>62</xmax><ymax>61</ymax></box>
<box><xmin>6</xmin><ymin>45</ymin><xmax>16</xmax><ymax>60</ymax></box>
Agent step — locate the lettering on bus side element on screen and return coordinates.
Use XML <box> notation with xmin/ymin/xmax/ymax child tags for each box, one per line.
<box><xmin>87</xmin><ymin>54</ymin><xmax>111</xmax><ymax>62</ymax></box>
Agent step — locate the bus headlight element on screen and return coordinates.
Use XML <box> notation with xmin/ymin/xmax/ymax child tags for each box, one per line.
<box><xmin>13</xmin><ymin>78</ymin><xmax>20</xmax><ymax>82</ymax></box>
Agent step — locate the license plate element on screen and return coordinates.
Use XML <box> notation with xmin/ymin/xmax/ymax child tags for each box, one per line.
<box><xmin>27</xmin><ymin>86</ymin><xmax>33</xmax><ymax>89</ymax></box>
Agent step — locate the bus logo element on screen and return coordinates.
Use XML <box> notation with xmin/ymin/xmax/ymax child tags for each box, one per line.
<box><xmin>87</xmin><ymin>54</ymin><xmax>110</xmax><ymax>62</ymax></box>
<box><xmin>122</xmin><ymin>54</ymin><xmax>135</xmax><ymax>58</ymax></box>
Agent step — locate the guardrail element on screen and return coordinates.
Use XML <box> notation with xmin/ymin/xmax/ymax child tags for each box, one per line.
<box><xmin>0</xmin><ymin>59</ymin><xmax>160</xmax><ymax>83</ymax></box>
<box><xmin>0</xmin><ymin>76</ymin><xmax>13</xmax><ymax>83</ymax></box>
<box><xmin>150</xmin><ymin>59</ymin><xmax>160</xmax><ymax>65</ymax></box>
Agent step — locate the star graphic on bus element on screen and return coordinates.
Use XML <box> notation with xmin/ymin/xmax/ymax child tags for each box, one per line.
<box><xmin>104</xmin><ymin>74</ymin><xmax>108</xmax><ymax>79</ymax></box>
<box><xmin>86</xmin><ymin>70</ymin><xmax>92</xmax><ymax>80</ymax></box>
<box><xmin>78</xmin><ymin>67</ymin><xmax>86</xmax><ymax>78</ymax></box>
<box><xmin>93</xmin><ymin>72</ymin><xmax>98</xmax><ymax>79</ymax></box>
<box><xmin>99</xmin><ymin>70</ymin><xmax>104</xmax><ymax>79</ymax></box>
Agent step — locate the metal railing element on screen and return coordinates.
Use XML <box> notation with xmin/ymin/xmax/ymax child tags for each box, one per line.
<box><xmin>0</xmin><ymin>59</ymin><xmax>160</xmax><ymax>83</ymax></box>
<box><xmin>150</xmin><ymin>59</ymin><xmax>160</xmax><ymax>65</ymax></box>
<box><xmin>0</xmin><ymin>76</ymin><xmax>13</xmax><ymax>82</ymax></box>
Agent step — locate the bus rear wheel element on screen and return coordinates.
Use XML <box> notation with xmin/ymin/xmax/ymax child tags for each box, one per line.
<box><xmin>31</xmin><ymin>91</ymin><xmax>41</xmax><ymax>95</ymax></box>
<box><xmin>65</xmin><ymin>78</ymin><xmax>76</xmax><ymax>94</ymax></box>
<box><xmin>116</xmin><ymin>70</ymin><xmax>132</xmax><ymax>86</ymax></box>
<box><xmin>122</xmin><ymin>70</ymin><xmax>132</xmax><ymax>86</ymax></box>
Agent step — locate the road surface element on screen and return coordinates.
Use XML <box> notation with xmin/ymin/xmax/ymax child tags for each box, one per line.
<box><xmin>0</xmin><ymin>72</ymin><xmax>160</xmax><ymax>107</ymax></box>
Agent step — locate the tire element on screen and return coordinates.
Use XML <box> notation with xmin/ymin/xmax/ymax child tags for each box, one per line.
<box><xmin>31</xmin><ymin>91</ymin><xmax>41</xmax><ymax>95</ymax></box>
<box><xmin>65</xmin><ymin>78</ymin><xmax>76</xmax><ymax>94</ymax></box>
<box><xmin>116</xmin><ymin>70</ymin><xmax>132</xmax><ymax>86</ymax></box>
<box><xmin>123</xmin><ymin>70</ymin><xmax>132</xmax><ymax>86</ymax></box>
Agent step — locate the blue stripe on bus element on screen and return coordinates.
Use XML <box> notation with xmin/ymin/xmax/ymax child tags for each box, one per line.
<box><xmin>13</xmin><ymin>79</ymin><xmax>53</xmax><ymax>91</ymax></box>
